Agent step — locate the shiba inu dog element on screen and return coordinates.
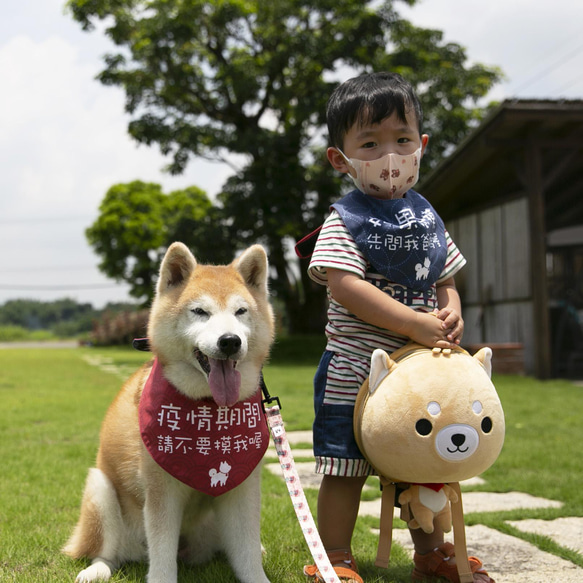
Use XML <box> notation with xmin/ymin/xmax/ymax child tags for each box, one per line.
<box><xmin>63</xmin><ymin>242</ymin><xmax>275</xmax><ymax>583</ymax></box>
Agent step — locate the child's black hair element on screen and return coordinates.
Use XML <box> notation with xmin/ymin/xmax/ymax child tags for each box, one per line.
<box><xmin>326</xmin><ymin>72</ymin><xmax>423</xmax><ymax>149</ymax></box>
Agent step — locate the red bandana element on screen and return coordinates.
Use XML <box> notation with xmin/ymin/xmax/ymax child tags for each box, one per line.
<box><xmin>139</xmin><ymin>358</ymin><xmax>269</xmax><ymax>497</ymax></box>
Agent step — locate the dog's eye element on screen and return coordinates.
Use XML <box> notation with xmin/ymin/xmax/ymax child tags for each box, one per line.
<box><xmin>415</xmin><ymin>419</ymin><xmax>433</xmax><ymax>436</ymax></box>
<box><xmin>191</xmin><ymin>307</ymin><xmax>208</xmax><ymax>317</ymax></box>
<box><xmin>235</xmin><ymin>307</ymin><xmax>248</xmax><ymax>316</ymax></box>
<box><xmin>481</xmin><ymin>416</ymin><xmax>493</xmax><ymax>434</ymax></box>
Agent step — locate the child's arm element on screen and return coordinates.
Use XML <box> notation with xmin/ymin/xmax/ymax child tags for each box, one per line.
<box><xmin>327</xmin><ymin>268</ymin><xmax>456</xmax><ymax>349</ymax></box>
<box><xmin>435</xmin><ymin>277</ymin><xmax>464</xmax><ymax>344</ymax></box>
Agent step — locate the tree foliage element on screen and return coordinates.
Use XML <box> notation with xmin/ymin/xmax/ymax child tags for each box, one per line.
<box><xmin>0</xmin><ymin>298</ymin><xmax>94</xmax><ymax>330</ymax></box>
<box><xmin>86</xmin><ymin>181</ymin><xmax>231</xmax><ymax>303</ymax></box>
<box><xmin>69</xmin><ymin>0</ymin><xmax>502</xmax><ymax>331</ymax></box>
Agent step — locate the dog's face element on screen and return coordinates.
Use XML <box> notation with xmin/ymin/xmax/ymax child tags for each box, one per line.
<box><xmin>147</xmin><ymin>243</ymin><xmax>274</xmax><ymax>406</ymax></box>
<box><xmin>358</xmin><ymin>346</ymin><xmax>505</xmax><ymax>484</ymax></box>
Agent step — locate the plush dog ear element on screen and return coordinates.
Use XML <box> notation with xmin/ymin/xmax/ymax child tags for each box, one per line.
<box><xmin>369</xmin><ymin>349</ymin><xmax>397</xmax><ymax>395</ymax></box>
<box><xmin>157</xmin><ymin>242</ymin><xmax>197</xmax><ymax>292</ymax></box>
<box><xmin>235</xmin><ymin>245</ymin><xmax>269</xmax><ymax>293</ymax></box>
<box><xmin>473</xmin><ymin>347</ymin><xmax>493</xmax><ymax>378</ymax></box>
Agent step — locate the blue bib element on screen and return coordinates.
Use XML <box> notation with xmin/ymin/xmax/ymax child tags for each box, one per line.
<box><xmin>332</xmin><ymin>190</ymin><xmax>447</xmax><ymax>291</ymax></box>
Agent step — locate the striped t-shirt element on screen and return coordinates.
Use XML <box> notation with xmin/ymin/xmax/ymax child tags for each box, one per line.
<box><xmin>309</xmin><ymin>209</ymin><xmax>466</xmax><ymax>364</ymax></box>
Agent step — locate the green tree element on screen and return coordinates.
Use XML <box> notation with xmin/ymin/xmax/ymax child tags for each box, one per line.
<box><xmin>69</xmin><ymin>0</ymin><xmax>502</xmax><ymax>331</ymax></box>
<box><xmin>86</xmin><ymin>181</ymin><xmax>231</xmax><ymax>303</ymax></box>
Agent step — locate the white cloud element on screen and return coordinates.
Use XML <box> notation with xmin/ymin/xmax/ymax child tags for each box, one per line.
<box><xmin>400</xmin><ymin>0</ymin><xmax>583</xmax><ymax>100</ymax></box>
<box><xmin>0</xmin><ymin>31</ymin><xmax>234</xmax><ymax>307</ymax></box>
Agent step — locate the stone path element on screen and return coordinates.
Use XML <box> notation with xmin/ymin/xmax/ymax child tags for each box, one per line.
<box><xmin>80</xmin><ymin>353</ymin><xmax>139</xmax><ymax>380</ymax></box>
<box><xmin>266</xmin><ymin>431</ymin><xmax>583</xmax><ymax>582</ymax></box>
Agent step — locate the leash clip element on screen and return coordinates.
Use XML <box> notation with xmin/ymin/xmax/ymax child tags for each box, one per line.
<box><xmin>261</xmin><ymin>394</ymin><xmax>282</xmax><ymax>412</ymax></box>
<box><xmin>259</xmin><ymin>372</ymin><xmax>282</xmax><ymax>411</ymax></box>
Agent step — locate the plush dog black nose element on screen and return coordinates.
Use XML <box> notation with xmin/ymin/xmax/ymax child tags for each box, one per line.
<box><xmin>451</xmin><ymin>433</ymin><xmax>466</xmax><ymax>447</ymax></box>
<box><xmin>218</xmin><ymin>334</ymin><xmax>242</xmax><ymax>357</ymax></box>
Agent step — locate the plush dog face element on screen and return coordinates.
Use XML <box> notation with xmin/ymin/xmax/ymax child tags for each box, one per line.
<box><xmin>355</xmin><ymin>345</ymin><xmax>505</xmax><ymax>484</ymax></box>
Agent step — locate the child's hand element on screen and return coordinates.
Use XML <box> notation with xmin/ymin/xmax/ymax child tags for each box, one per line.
<box><xmin>406</xmin><ymin>312</ymin><xmax>458</xmax><ymax>349</ymax></box>
<box><xmin>434</xmin><ymin>307</ymin><xmax>464</xmax><ymax>344</ymax></box>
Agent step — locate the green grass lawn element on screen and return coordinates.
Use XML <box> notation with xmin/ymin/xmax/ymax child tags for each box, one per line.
<box><xmin>0</xmin><ymin>342</ymin><xmax>582</xmax><ymax>582</ymax></box>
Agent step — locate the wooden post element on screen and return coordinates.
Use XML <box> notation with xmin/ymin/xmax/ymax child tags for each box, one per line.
<box><xmin>524</xmin><ymin>140</ymin><xmax>551</xmax><ymax>379</ymax></box>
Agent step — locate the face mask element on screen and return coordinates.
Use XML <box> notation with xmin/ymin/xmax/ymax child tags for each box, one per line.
<box><xmin>337</xmin><ymin>147</ymin><xmax>422</xmax><ymax>199</ymax></box>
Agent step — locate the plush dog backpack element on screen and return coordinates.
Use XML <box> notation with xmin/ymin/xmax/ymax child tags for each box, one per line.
<box><xmin>354</xmin><ymin>343</ymin><xmax>505</xmax><ymax>583</ymax></box>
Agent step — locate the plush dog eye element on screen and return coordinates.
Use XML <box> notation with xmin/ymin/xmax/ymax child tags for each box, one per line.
<box><xmin>235</xmin><ymin>307</ymin><xmax>248</xmax><ymax>316</ymax></box>
<box><xmin>191</xmin><ymin>307</ymin><xmax>208</xmax><ymax>317</ymax></box>
<box><xmin>481</xmin><ymin>417</ymin><xmax>493</xmax><ymax>434</ymax></box>
<box><xmin>427</xmin><ymin>401</ymin><xmax>441</xmax><ymax>416</ymax></box>
<box><xmin>415</xmin><ymin>419</ymin><xmax>433</xmax><ymax>436</ymax></box>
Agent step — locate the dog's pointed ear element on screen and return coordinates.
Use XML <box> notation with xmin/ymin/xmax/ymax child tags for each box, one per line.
<box><xmin>369</xmin><ymin>349</ymin><xmax>396</xmax><ymax>394</ymax></box>
<box><xmin>157</xmin><ymin>242</ymin><xmax>197</xmax><ymax>293</ymax></box>
<box><xmin>235</xmin><ymin>245</ymin><xmax>269</xmax><ymax>293</ymax></box>
<box><xmin>473</xmin><ymin>347</ymin><xmax>493</xmax><ymax>378</ymax></box>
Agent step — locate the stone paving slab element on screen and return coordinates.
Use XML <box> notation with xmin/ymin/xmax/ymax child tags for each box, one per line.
<box><xmin>507</xmin><ymin>516</ymin><xmax>583</xmax><ymax>554</ymax></box>
<box><xmin>457</xmin><ymin>491</ymin><xmax>563</xmax><ymax>514</ymax></box>
<box><xmin>266</xmin><ymin>461</ymin><xmax>322</xmax><ymax>489</ymax></box>
<box><xmin>390</xmin><ymin>524</ymin><xmax>583</xmax><ymax>582</ymax></box>
<box><xmin>358</xmin><ymin>490</ymin><xmax>562</xmax><ymax>520</ymax></box>
<box><xmin>284</xmin><ymin>430</ymin><xmax>313</xmax><ymax>444</ymax></box>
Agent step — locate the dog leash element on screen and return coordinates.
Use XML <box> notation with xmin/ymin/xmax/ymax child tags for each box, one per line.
<box><xmin>132</xmin><ymin>340</ymin><xmax>339</xmax><ymax>580</ymax></box>
<box><xmin>260</xmin><ymin>376</ymin><xmax>341</xmax><ymax>583</ymax></box>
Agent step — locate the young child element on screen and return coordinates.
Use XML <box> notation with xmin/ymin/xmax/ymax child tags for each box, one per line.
<box><xmin>303</xmin><ymin>73</ymin><xmax>495</xmax><ymax>583</ymax></box>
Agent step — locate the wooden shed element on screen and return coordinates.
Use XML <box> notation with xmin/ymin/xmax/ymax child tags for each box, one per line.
<box><xmin>420</xmin><ymin>99</ymin><xmax>583</xmax><ymax>379</ymax></box>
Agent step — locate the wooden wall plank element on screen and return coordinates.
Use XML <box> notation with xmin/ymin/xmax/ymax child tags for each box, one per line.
<box><xmin>451</xmin><ymin>214</ymin><xmax>480</xmax><ymax>304</ymax></box>
<box><xmin>479</xmin><ymin>207</ymin><xmax>505</xmax><ymax>302</ymax></box>
<box><xmin>503</xmin><ymin>198</ymin><xmax>531</xmax><ymax>299</ymax></box>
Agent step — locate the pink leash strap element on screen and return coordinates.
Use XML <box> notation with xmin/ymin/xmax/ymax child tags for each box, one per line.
<box><xmin>264</xmin><ymin>404</ymin><xmax>341</xmax><ymax>583</ymax></box>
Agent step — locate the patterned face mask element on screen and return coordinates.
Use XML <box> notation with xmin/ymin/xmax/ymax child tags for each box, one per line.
<box><xmin>337</xmin><ymin>147</ymin><xmax>422</xmax><ymax>199</ymax></box>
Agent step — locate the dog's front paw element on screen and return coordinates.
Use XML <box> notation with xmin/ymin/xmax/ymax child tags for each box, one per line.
<box><xmin>75</xmin><ymin>559</ymin><xmax>113</xmax><ymax>582</ymax></box>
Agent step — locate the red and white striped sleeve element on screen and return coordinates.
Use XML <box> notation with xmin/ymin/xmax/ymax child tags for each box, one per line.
<box><xmin>308</xmin><ymin>211</ymin><xmax>367</xmax><ymax>285</ymax></box>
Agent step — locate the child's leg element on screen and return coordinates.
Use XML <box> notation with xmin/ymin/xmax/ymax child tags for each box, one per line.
<box><xmin>408</xmin><ymin>523</ymin><xmax>445</xmax><ymax>554</ymax></box>
<box><xmin>409</xmin><ymin>525</ymin><xmax>495</xmax><ymax>582</ymax></box>
<box><xmin>317</xmin><ymin>474</ymin><xmax>367</xmax><ymax>552</ymax></box>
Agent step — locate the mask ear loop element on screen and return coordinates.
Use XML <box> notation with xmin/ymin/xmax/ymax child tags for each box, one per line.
<box><xmin>335</xmin><ymin>148</ymin><xmax>360</xmax><ymax>185</ymax></box>
<box><xmin>335</xmin><ymin>148</ymin><xmax>357</xmax><ymax>173</ymax></box>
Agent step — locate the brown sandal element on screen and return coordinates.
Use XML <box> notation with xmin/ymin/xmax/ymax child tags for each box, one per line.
<box><xmin>304</xmin><ymin>549</ymin><xmax>364</xmax><ymax>583</ymax></box>
<box><xmin>412</xmin><ymin>542</ymin><xmax>495</xmax><ymax>583</ymax></box>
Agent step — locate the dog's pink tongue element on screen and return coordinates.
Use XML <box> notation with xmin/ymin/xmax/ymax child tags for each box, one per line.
<box><xmin>208</xmin><ymin>358</ymin><xmax>241</xmax><ymax>407</ymax></box>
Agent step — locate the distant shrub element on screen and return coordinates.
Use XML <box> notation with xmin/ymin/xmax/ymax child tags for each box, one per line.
<box><xmin>0</xmin><ymin>326</ymin><xmax>29</xmax><ymax>342</ymax></box>
<box><xmin>91</xmin><ymin>310</ymin><xmax>150</xmax><ymax>346</ymax></box>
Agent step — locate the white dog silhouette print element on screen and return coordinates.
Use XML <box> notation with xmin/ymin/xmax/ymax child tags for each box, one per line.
<box><xmin>209</xmin><ymin>461</ymin><xmax>232</xmax><ymax>488</ymax></box>
<box><xmin>415</xmin><ymin>257</ymin><xmax>431</xmax><ymax>280</ymax></box>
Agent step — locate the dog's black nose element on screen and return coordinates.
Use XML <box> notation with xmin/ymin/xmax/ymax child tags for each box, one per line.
<box><xmin>218</xmin><ymin>334</ymin><xmax>242</xmax><ymax>357</ymax></box>
<box><xmin>451</xmin><ymin>433</ymin><xmax>466</xmax><ymax>447</ymax></box>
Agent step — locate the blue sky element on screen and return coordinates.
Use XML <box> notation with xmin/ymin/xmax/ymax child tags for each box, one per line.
<box><xmin>1</xmin><ymin>0</ymin><xmax>582</xmax><ymax>307</ymax></box>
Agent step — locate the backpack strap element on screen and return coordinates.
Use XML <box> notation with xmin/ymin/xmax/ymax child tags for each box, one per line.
<box><xmin>450</xmin><ymin>482</ymin><xmax>473</xmax><ymax>583</ymax></box>
<box><xmin>294</xmin><ymin>226</ymin><xmax>322</xmax><ymax>259</ymax></box>
<box><xmin>375</xmin><ymin>477</ymin><xmax>396</xmax><ymax>568</ymax></box>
